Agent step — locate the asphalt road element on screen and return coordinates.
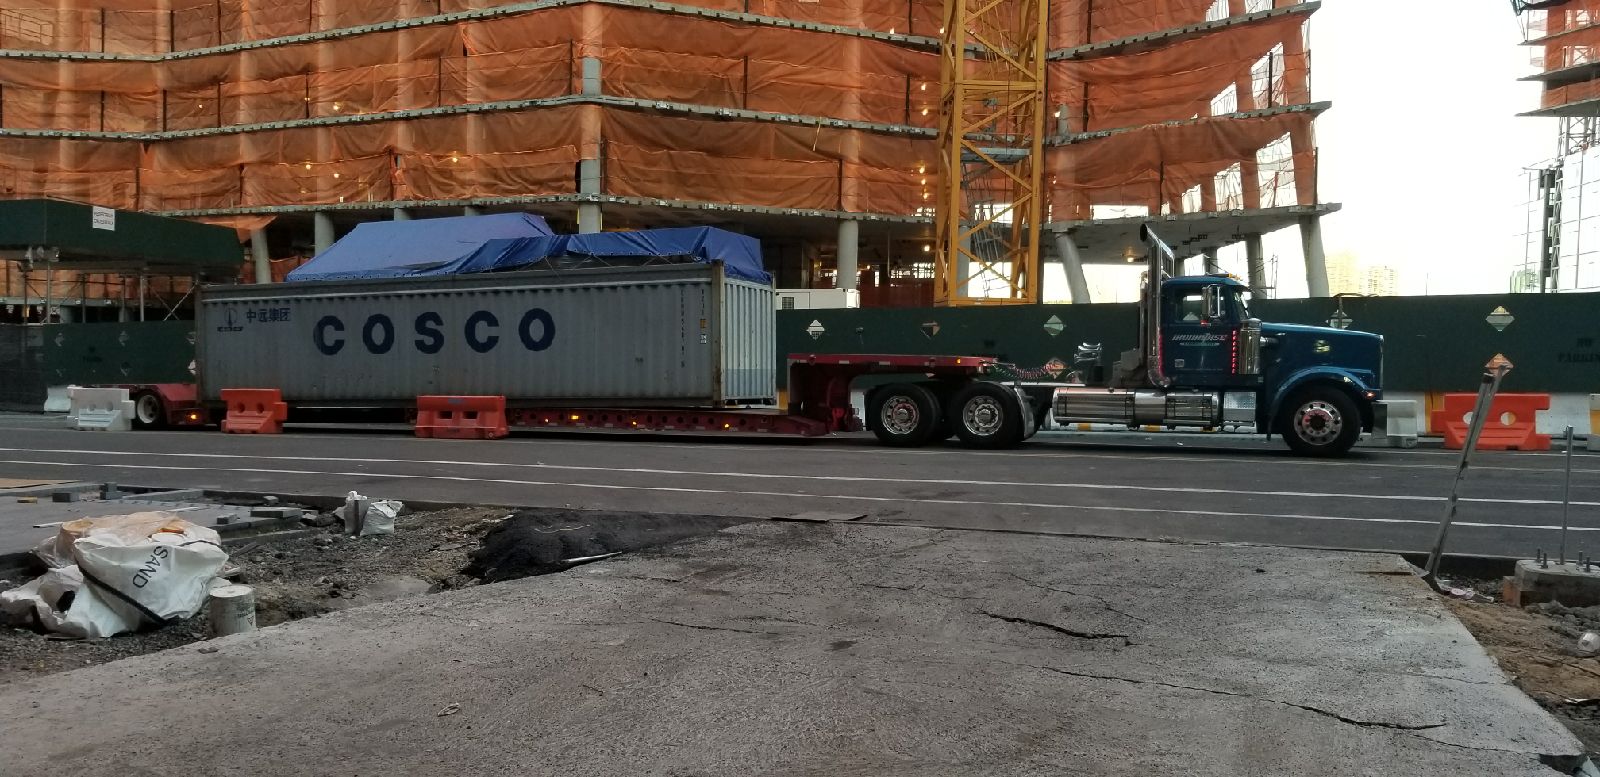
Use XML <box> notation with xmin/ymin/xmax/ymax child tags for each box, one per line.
<box><xmin>0</xmin><ymin>415</ymin><xmax>1596</xmax><ymax>558</ymax></box>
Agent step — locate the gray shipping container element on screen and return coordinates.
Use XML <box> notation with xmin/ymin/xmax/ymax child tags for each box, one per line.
<box><xmin>196</xmin><ymin>263</ymin><xmax>775</xmax><ymax>406</ymax></box>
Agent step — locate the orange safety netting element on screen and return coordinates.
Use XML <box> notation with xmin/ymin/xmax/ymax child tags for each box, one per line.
<box><xmin>1046</xmin><ymin>111</ymin><xmax>1315</xmax><ymax>221</ymax></box>
<box><xmin>0</xmin><ymin>0</ymin><xmax>944</xmax><ymax>52</ymax></box>
<box><xmin>1530</xmin><ymin>0</ymin><xmax>1600</xmax><ymax>40</ymax></box>
<box><xmin>0</xmin><ymin>0</ymin><xmax>1320</xmax><ymax>249</ymax></box>
<box><xmin>0</xmin><ymin>269</ymin><xmax>194</xmax><ymax>302</ymax></box>
<box><xmin>1047</xmin><ymin>13</ymin><xmax>1307</xmax><ymax>131</ymax></box>
<box><xmin>0</xmin><ymin>8</ymin><xmax>940</xmax><ymax>131</ymax></box>
<box><xmin>1535</xmin><ymin>28</ymin><xmax>1600</xmax><ymax>72</ymax></box>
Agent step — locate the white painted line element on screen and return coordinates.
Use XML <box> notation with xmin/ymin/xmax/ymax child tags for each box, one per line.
<box><xmin>0</xmin><ymin>457</ymin><xmax>1591</xmax><ymax>536</ymax></box>
<box><xmin>0</xmin><ymin>447</ymin><xmax>1595</xmax><ymax>508</ymax></box>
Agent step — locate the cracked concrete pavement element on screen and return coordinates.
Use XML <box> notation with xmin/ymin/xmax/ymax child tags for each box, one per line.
<box><xmin>0</xmin><ymin>522</ymin><xmax>1584</xmax><ymax>775</ymax></box>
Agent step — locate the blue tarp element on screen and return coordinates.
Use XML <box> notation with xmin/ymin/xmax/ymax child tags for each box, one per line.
<box><xmin>431</xmin><ymin>227</ymin><xmax>770</xmax><ymax>283</ymax></box>
<box><xmin>286</xmin><ymin>213</ymin><xmax>554</xmax><ymax>282</ymax></box>
<box><xmin>289</xmin><ymin>221</ymin><xmax>770</xmax><ymax>284</ymax></box>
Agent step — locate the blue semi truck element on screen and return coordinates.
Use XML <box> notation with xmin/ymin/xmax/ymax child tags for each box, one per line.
<box><xmin>865</xmin><ymin>225</ymin><xmax>1384</xmax><ymax>456</ymax></box>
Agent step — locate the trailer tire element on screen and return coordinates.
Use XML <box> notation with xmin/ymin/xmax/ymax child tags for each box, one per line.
<box><xmin>868</xmin><ymin>383</ymin><xmax>943</xmax><ymax>447</ymax></box>
<box><xmin>132</xmin><ymin>391</ymin><xmax>167</xmax><ymax>430</ymax></box>
<box><xmin>949</xmin><ymin>382</ymin><xmax>1026</xmax><ymax>449</ymax></box>
<box><xmin>1278</xmin><ymin>385</ymin><xmax>1359</xmax><ymax>457</ymax></box>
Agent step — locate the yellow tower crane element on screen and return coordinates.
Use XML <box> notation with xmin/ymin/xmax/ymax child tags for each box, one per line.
<box><xmin>933</xmin><ymin>0</ymin><xmax>1049</xmax><ymax>306</ymax></box>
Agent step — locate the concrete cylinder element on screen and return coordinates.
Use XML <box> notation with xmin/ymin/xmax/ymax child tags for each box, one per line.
<box><xmin>208</xmin><ymin>584</ymin><xmax>257</xmax><ymax>637</ymax></box>
<box><xmin>250</xmin><ymin>229</ymin><xmax>271</xmax><ymax>284</ymax></box>
<box><xmin>313</xmin><ymin>211</ymin><xmax>335</xmax><ymax>255</ymax></box>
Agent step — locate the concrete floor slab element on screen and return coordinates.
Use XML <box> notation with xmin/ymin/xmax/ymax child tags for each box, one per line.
<box><xmin>0</xmin><ymin>524</ymin><xmax>1582</xmax><ymax>775</ymax></box>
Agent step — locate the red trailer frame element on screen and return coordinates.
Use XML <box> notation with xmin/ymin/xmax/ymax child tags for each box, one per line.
<box><xmin>109</xmin><ymin>353</ymin><xmax>1000</xmax><ymax>438</ymax></box>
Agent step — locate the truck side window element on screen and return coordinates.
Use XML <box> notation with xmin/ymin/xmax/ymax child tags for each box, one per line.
<box><xmin>1176</xmin><ymin>292</ymin><xmax>1205</xmax><ymax>322</ymax></box>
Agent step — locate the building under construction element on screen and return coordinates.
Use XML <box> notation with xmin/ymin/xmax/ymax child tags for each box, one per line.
<box><xmin>1518</xmin><ymin>0</ymin><xmax>1600</xmax><ymax>292</ymax></box>
<box><xmin>0</xmin><ymin>0</ymin><xmax>1333</xmax><ymax>314</ymax></box>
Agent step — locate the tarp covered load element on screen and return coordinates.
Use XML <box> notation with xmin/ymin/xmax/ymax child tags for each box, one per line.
<box><xmin>291</xmin><ymin>224</ymin><xmax>771</xmax><ymax>284</ymax></box>
<box><xmin>285</xmin><ymin>212</ymin><xmax>554</xmax><ymax>281</ymax></box>
<box><xmin>427</xmin><ymin>227</ymin><xmax>771</xmax><ymax>284</ymax></box>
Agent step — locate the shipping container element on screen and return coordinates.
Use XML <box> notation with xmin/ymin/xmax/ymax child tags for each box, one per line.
<box><xmin>196</xmin><ymin>263</ymin><xmax>775</xmax><ymax>406</ymax></box>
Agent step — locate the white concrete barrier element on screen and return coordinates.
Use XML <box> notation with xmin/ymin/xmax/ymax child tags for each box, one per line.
<box><xmin>69</xmin><ymin>387</ymin><xmax>134</xmax><ymax>432</ymax></box>
<box><xmin>42</xmin><ymin>385</ymin><xmax>76</xmax><ymax>414</ymax></box>
<box><xmin>1371</xmin><ymin>400</ymin><xmax>1419</xmax><ymax>448</ymax></box>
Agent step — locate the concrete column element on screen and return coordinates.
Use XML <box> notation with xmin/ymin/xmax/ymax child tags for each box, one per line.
<box><xmin>463</xmin><ymin>206</ymin><xmax>482</xmax><ymax>217</ymax></box>
<box><xmin>1053</xmin><ymin>232</ymin><xmax>1091</xmax><ymax>304</ymax></box>
<box><xmin>577</xmin><ymin>157</ymin><xmax>603</xmax><ymax>233</ymax></box>
<box><xmin>836</xmin><ymin>218</ymin><xmax>860</xmax><ymax>291</ymax></box>
<box><xmin>250</xmin><ymin>229</ymin><xmax>272</xmax><ymax>284</ymax></box>
<box><xmin>392</xmin><ymin>208</ymin><xmax>411</xmax><ymax>221</ymax></box>
<box><xmin>1245</xmin><ymin>234</ymin><xmax>1268</xmax><ymax>297</ymax></box>
<box><xmin>577</xmin><ymin>203</ymin><xmax>603</xmax><ymax>234</ymax></box>
<box><xmin>581</xmin><ymin>56</ymin><xmax>602</xmax><ymax>97</ymax></box>
<box><xmin>1203</xmin><ymin>248</ymin><xmax>1221</xmax><ymax>275</ymax></box>
<box><xmin>313</xmin><ymin>211</ymin><xmax>335</xmax><ymax>255</ymax></box>
<box><xmin>1300</xmin><ymin>215</ymin><xmax>1329</xmax><ymax>297</ymax></box>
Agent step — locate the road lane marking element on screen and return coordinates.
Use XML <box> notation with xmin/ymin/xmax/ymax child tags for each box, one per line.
<box><xmin>0</xmin><ymin>451</ymin><xmax>1597</xmax><ymax>525</ymax></box>
<box><xmin>0</xmin><ymin>446</ymin><xmax>1595</xmax><ymax>508</ymax></box>
<box><xmin>0</xmin><ymin>456</ymin><xmax>1593</xmax><ymax>536</ymax></box>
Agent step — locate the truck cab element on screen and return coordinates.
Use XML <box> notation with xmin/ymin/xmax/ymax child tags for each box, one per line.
<box><xmin>1049</xmin><ymin>225</ymin><xmax>1383</xmax><ymax>457</ymax></box>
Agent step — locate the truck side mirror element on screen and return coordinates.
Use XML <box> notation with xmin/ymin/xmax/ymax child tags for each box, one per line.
<box><xmin>1202</xmin><ymin>285</ymin><xmax>1225</xmax><ymax>321</ymax></box>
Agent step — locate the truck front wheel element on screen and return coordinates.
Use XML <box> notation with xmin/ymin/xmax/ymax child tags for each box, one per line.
<box><xmin>949</xmin><ymin>382</ymin><xmax>1026</xmax><ymax>449</ymax></box>
<box><xmin>868</xmin><ymin>383</ymin><xmax>942</xmax><ymax>447</ymax></box>
<box><xmin>1278</xmin><ymin>386</ymin><xmax>1359</xmax><ymax>457</ymax></box>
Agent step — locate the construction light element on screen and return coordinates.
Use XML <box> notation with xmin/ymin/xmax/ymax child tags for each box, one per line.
<box><xmin>922</xmin><ymin>244</ymin><xmax>931</xmax><ymax>253</ymax></box>
<box><xmin>303</xmin><ymin>162</ymin><xmax>312</xmax><ymax>170</ymax></box>
<box><xmin>332</xmin><ymin>172</ymin><xmax>340</xmax><ymax>179</ymax></box>
<box><xmin>920</xmin><ymin>108</ymin><xmax>929</xmax><ymax>116</ymax></box>
<box><xmin>920</xmin><ymin>83</ymin><xmax>927</xmax><ymax>91</ymax></box>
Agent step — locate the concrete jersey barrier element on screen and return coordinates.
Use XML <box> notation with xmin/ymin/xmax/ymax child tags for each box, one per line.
<box><xmin>69</xmin><ymin>387</ymin><xmax>134</xmax><ymax>432</ymax></box>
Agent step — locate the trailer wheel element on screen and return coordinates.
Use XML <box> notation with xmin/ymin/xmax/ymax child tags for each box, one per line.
<box><xmin>949</xmin><ymin>382</ymin><xmax>1026</xmax><ymax>449</ymax></box>
<box><xmin>867</xmin><ymin>383</ymin><xmax>943</xmax><ymax>447</ymax></box>
<box><xmin>1278</xmin><ymin>386</ymin><xmax>1359</xmax><ymax>457</ymax></box>
<box><xmin>131</xmin><ymin>391</ymin><xmax>168</xmax><ymax>430</ymax></box>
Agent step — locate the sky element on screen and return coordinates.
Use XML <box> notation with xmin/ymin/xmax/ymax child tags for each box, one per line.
<box><xmin>1061</xmin><ymin>1</ymin><xmax>1556</xmax><ymax>302</ymax></box>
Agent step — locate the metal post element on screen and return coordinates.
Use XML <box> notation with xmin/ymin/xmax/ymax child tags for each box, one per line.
<box><xmin>1422</xmin><ymin>357</ymin><xmax>1513</xmax><ymax>589</ymax></box>
<box><xmin>138</xmin><ymin>274</ymin><xmax>147</xmax><ymax>322</ymax></box>
<box><xmin>1562</xmin><ymin>425</ymin><xmax>1576</xmax><ymax>566</ymax></box>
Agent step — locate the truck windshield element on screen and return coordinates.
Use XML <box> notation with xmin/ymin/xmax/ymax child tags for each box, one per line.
<box><xmin>1233</xmin><ymin>289</ymin><xmax>1252</xmax><ymax>320</ymax></box>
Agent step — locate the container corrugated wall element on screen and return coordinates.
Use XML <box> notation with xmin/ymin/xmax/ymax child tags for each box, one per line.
<box><xmin>197</xmin><ymin>264</ymin><xmax>775</xmax><ymax>406</ymax></box>
<box><xmin>722</xmin><ymin>277</ymin><xmax>776</xmax><ymax>402</ymax></box>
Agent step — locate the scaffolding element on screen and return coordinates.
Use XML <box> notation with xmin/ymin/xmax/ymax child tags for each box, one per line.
<box><xmin>1517</xmin><ymin>0</ymin><xmax>1600</xmax><ymax>292</ymax></box>
<box><xmin>0</xmin><ymin>0</ymin><xmax>1326</xmax><ymax>305</ymax></box>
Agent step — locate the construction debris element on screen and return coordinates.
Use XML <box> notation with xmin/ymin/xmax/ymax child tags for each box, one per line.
<box><xmin>0</xmin><ymin>513</ymin><xmax>227</xmax><ymax>639</ymax></box>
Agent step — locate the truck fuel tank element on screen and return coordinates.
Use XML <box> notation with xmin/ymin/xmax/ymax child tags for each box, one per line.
<box><xmin>1053</xmin><ymin>387</ymin><xmax>1221</xmax><ymax>427</ymax></box>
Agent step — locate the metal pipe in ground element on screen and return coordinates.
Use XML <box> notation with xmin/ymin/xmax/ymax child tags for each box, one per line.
<box><xmin>1563</xmin><ymin>425</ymin><xmax>1576</xmax><ymax>566</ymax></box>
<box><xmin>1422</xmin><ymin>355</ymin><xmax>1512</xmax><ymax>590</ymax></box>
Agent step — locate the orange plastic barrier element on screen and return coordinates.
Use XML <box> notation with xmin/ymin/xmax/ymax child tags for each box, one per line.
<box><xmin>415</xmin><ymin>395</ymin><xmax>509</xmax><ymax>440</ymax></box>
<box><xmin>220</xmin><ymin>388</ymin><xmax>288</xmax><ymax>434</ymax></box>
<box><xmin>1429</xmin><ymin>393</ymin><xmax>1551</xmax><ymax>452</ymax></box>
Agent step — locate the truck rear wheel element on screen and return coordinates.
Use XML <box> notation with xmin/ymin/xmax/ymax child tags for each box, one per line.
<box><xmin>868</xmin><ymin>383</ymin><xmax>942</xmax><ymax>447</ymax></box>
<box><xmin>1278</xmin><ymin>386</ymin><xmax>1359</xmax><ymax>457</ymax></box>
<box><xmin>132</xmin><ymin>391</ymin><xmax>167</xmax><ymax>430</ymax></box>
<box><xmin>949</xmin><ymin>382</ymin><xmax>1026</xmax><ymax>449</ymax></box>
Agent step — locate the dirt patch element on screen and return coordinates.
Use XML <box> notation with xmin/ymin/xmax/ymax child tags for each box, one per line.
<box><xmin>466</xmin><ymin>510</ymin><xmax>746</xmax><ymax>583</ymax></box>
<box><xmin>1449</xmin><ymin>597</ymin><xmax>1600</xmax><ymax>754</ymax></box>
<box><xmin>0</xmin><ymin>506</ymin><xmax>747</xmax><ymax>685</ymax></box>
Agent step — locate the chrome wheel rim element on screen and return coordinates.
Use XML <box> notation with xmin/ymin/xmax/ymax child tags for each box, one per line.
<box><xmin>963</xmin><ymin>396</ymin><xmax>1004</xmax><ymax>437</ymax></box>
<box><xmin>1293</xmin><ymin>400</ymin><xmax>1342</xmax><ymax>446</ymax></box>
<box><xmin>880</xmin><ymin>395</ymin><xmax>921</xmax><ymax>436</ymax></box>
